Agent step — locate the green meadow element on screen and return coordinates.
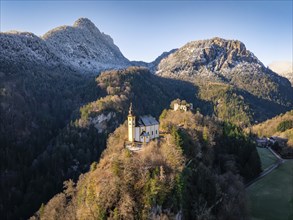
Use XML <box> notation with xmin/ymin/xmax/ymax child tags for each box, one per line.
<box><xmin>247</xmin><ymin>149</ymin><xmax>293</xmax><ymax>220</ymax></box>
<box><xmin>257</xmin><ymin>148</ymin><xmax>278</xmax><ymax>170</ymax></box>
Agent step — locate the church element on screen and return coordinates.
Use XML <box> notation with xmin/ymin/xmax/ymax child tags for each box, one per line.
<box><xmin>128</xmin><ymin>103</ymin><xmax>159</xmax><ymax>143</ymax></box>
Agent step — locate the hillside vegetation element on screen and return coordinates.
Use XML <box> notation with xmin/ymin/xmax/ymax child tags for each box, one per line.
<box><xmin>252</xmin><ymin>110</ymin><xmax>293</xmax><ymax>157</ymax></box>
<box><xmin>0</xmin><ymin>67</ymin><xmax>200</xmax><ymax>219</ymax></box>
<box><xmin>32</xmin><ymin>109</ymin><xmax>261</xmax><ymax>220</ymax></box>
<box><xmin>1</xmin><ymin>65</ymin><xmax>283</xmax><ymax>219</ymax></box>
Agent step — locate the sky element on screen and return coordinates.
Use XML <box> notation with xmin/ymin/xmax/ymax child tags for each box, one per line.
<box><xmin>0</xmin><ymin>0</ymin><xmax>292</xmax><ymax>65</ymax></box>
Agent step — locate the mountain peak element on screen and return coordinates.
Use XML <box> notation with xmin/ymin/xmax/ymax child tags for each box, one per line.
<box><xmin>73</xmin><ymin>17</ymin><xmax>97</xmax><ymax>30</ymax></box>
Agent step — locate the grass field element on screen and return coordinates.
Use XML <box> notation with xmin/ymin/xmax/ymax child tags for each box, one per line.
<box><xmin>256</xmin><ymin>148</ymin><xmax>278</xmax><ymax>170</ymax></box>
<box><xmin>247</xmin><ymin>160</ymin><xmax>293</xmax><ymax>220</ymax></box>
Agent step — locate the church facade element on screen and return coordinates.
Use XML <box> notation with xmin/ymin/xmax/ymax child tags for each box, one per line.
<box><xmin>128</xmin><ymin>103</ymin><xmax>159</xmax><ymax>143</ymax></box>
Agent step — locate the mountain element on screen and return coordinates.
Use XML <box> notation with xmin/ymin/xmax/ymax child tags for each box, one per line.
<box><xmin>43</xmin><ymin>18</ymin><xmax>130</xmax><ymax>73</ymax></box>
<box><xmin>0</xmin><ymin>18</ymin><xmax>130</xmax><ymax>74</ymax></box>
<box><xmin>155</xmin><ymin>37</ymin><xmax>293</xmax><ymax>122</ymax></box>
<box><xmin>268</xmin><ymin>61</ymin><xmax>293</xmax><ymax>86</ymax></box>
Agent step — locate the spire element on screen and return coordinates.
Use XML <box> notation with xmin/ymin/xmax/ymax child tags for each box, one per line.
<box><xmin>129</xmin><ymin>102</ymin><xmax>133</xmax><ymax>116</ymax></box>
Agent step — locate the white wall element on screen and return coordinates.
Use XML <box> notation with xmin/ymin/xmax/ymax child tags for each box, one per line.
<box><xmin>134</xmin><ymin>124</ymin><xmax>159</xmax><ymax>143</ymax></box>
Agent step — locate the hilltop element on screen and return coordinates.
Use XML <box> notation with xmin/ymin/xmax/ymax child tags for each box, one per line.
<box><xmin>31</xmin><ymin>108</ymin><xmax>261</xmax><ymax>220</ymax></box>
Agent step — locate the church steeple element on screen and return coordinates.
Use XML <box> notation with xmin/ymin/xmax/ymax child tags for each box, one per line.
<box><xmin>129</xmin><ymin>102</ymin><xmax>134</xmax><ymax>116</ymax></box>
<box><xmin>128</xmin><ymin>103</ymin><xmax>136</xmax><ymax>142</ymax></box>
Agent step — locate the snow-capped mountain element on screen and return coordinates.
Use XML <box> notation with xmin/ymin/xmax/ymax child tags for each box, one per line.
<box><xmin>155</xmin><ymin>37</ymin><xmax>293</xmax><ymax>105</ymax></box>
<box><xmin>0</xmin><ymin>18</ymin><xmax>130</xmax><ymax>73</ymax></box>
<box><xmin>156</xmin><ymin>37</ymin><xmax>264</xmax><ymax>79</ymax></box>
<box><xmin>43</xmin><ymin>18</ymin><xmax>130</xmax><ymax>73</ymax></box>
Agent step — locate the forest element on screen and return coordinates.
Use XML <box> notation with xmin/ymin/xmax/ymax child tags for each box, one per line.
<box><xmin>31</xmin><ymin>108</ymin><xmax>261</xmax><ymax>219</ymax></box>
<box><xmin>0</xmin><ymin>66</ymin><xmax>286</xmax><ymax>219</ymax></box>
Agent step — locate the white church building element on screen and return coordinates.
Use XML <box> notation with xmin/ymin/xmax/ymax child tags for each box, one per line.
<box><xmin>128</xmin><ymin>103</ymin><xmax>159</xmax><ymax>143</ymax></box>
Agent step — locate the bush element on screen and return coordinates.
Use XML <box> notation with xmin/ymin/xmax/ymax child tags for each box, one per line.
<box><xmin>277</xmin><ymin>120</ymin><xmax>293</xmax><ymax>132</ymax></box>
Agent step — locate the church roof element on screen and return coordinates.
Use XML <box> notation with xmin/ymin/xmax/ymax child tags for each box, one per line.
<box><xmin>137</xmin><ymin>115</ymin><xmax>159</xmax><ymax>127</ymax></box>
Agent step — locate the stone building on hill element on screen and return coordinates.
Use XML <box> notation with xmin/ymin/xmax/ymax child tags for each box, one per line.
<box><xmin>128</xmin><ymin>103</ymin><xmax>159</xmax><ymax>143</ymax></box>
<box><xmin>173</xmin><ymin>101</ymin><xmax>193</xmax><ymax>112</ymax></box>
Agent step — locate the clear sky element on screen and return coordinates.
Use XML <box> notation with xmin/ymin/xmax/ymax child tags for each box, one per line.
<box><xmin>1</xmin><ymin>0</ymin><xmax>292</xmax><ymax>65</ymax></box>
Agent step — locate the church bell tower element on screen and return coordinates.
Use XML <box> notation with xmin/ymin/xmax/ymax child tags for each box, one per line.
<box><xmin>128</xmin><ymin>103</ymin><xmax>136</xmax><ymax>142</ymax></box>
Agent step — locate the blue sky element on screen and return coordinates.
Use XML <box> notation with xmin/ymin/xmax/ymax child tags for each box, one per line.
<box><xmin>1</xmin><ymin>0</ymin><xmax>292</xmax><ymax>65</ymax></box>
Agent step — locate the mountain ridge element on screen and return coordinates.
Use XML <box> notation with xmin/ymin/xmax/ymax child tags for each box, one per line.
<box><xmin>0</xmin><ymin>18</ymin><xmax>130</xmax><ymax>73</ymax></box>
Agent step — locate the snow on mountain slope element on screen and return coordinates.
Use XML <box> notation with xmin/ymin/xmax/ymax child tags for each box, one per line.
<box><xmin>0</xmin><ymin>18</ymin><xmax>130</xmax><ymax>73</ymax></box>
<box><xmin>156</xmin><ymin>37</ymin><xmax>293</xmax><ymax>106</ymax></box>
<box><xmin>0</xmin><ymin>31</ymin><xmax>61</xmax><ymax>68</ymax></box>
<box><xmin>42</xmin><ymin>18</ymin><xmax>130</xmax><ymax>73</ymax></box>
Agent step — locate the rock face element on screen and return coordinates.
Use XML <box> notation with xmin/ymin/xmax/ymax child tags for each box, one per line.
<box><xmin>0</xmin><ymin>18</ymin><xmax>130</xmax><ymax>73</ymax></box>
<box><xmin>268</xmin><ymin>61</ymin><xmax>293</xmax><ymax>86</ymax></box>
<box><xmin>156</xmin><ymin>37</ymin><xmax>293</xmax><ymax>105</ymax></box>
<box><xmin>157</xmin><ymin>37</ymin><xmax>262</xmax><ymax>79</ymax></box>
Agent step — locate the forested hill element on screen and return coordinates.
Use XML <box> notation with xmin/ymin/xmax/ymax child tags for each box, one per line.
<box><xmin>31</xmin><ymin>109</ymin><xmax>261</xmax><ymax>220</ymax></box>
<box><xmin>0</xmin><ymin>65</ymin><xmax>290</xmax><ymax>219</ymax></box>
<box><xmin>1</xmin><ymin>60</ymin><xmax>291</xmax><ymax>219</ymax></box>
<box><xmin>0</xmin><ymin>67</ymin><xmax>200</xmax><ymax>219</ymax></box>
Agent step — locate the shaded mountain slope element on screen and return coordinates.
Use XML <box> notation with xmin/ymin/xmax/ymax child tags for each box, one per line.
<box><xmin>0</xmin><ymin>62</ymin><xmax>100</xmax><ymax>219</ymax></box>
